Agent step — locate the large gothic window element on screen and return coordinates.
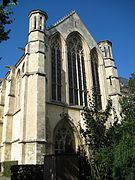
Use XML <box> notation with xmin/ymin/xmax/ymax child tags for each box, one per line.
<box><xmin>67</xmin><ymin>34</ymin><xmax>87</xmax><ymax>106</ymax></box>
<box><xmin>51</xmin><ymin>35</ymin><xmax>62</xmax><ymax>101</ymax></box>
<box><xmin>54</xmin><ymin>121</ymin><xmax>75</xmax><ymax>154</ymax></box>
<box><xmin>90</xmin><ymin>48</ymin><xmax>102</xmax><ymax>110</ymax></box>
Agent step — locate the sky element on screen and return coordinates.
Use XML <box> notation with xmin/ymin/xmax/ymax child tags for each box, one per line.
<box><xmin>0</xmin><ymin>0</ymin><xmax>135</xmax><ymax>79</ymax></box>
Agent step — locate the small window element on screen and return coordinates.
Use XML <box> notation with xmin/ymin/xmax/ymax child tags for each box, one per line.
<box><xmin>22</xmin><ymin>63</ymin><xmax>25</xmax><ymax>73</ymax></box>
<box><xmin>39</xmin><ymin>16</ymin><xmax>42</xmax><ymax>30</ymax></box>
<box><xmin>108</xmin><ymin>46</ymin><xmax>111</xmax><ymax>57</ymax></box>
<box><xmin>15</xmin><ymin>70</ymin><xmax>21</xmax><ymax>110</ymax></box>
<box><xmin>104</xmin><ymin>46</ymin><xmax>107</xmax><ymax>57</ymax></box>
<box><xmin>34</xmin><ymin>16</ymin><xmax>36</xmax><ymax>29</ymax></box>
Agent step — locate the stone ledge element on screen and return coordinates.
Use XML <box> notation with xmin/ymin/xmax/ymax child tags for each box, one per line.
<box><xmin>19</xmin><ymin>139</ymin><xmax>47</xmax><ymax>144</ymax></box>
<box><xmin>109</xmin><ymin>93</ymin><xmax>121</xmax><ymax>97</ymax></box>
<box><xmin>22</xmin><ymin>72</ymin><xmax>46</xmax><ymax>78</ymax></box>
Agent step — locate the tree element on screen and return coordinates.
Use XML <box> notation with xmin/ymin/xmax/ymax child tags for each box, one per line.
<box><xmin>0</xmin><ymin>4</ymin><xmax>12</xmax><ymax>43</ymax></box>
<box><xmin>80</xmin><ymin>73</ymin><xmax>135</xmax><ymax>180</ymax></box>
<box><xmin>0</xmin><ymin>0</ymin><xmax>18</xmax><ymax>43</ymax></box>
<box><xmin>2</xmin><ymin>0</ymin><xmax>17</xmax><ymax>7</ymax></box>
<box><xmin>113</xmin><ymin>74</ymin><xmax>135</xmax><ymax>180</ymax></box>
<box><xmin>128</xmin><ymin>73</ymin><xmax>135</xmax><ymax>94</ymax></box>
<box><xmin>80</xmin><ymin>93</ymin><xmax>117</xmax><ymax>180</ymax></box>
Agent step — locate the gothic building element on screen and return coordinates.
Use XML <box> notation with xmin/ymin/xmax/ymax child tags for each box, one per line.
<box><xmin>0</xmin><ymin>10</ymin><xmax>121</xmax><ymax>167</ymax></box>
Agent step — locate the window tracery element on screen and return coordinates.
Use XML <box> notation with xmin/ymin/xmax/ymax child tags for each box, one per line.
<box><xmin>67</xmin><ymin>34</ymin><xmax>87</xmax><ymax>106</ymax></box>
<box><xmin>51</xmin><ymin>35</ymin><xmax>62</xmax><ymax>101</ymax></box>
<box><xmin>54</xmin><ymin>121</ymin><xmax>75</xmax><ymax>154</ymax></box>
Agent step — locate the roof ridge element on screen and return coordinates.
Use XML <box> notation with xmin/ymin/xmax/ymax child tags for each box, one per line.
<box><xmin>48</xmin><ymin>10</ymin><xmax>76</xmax><ymax>29</ymax></box>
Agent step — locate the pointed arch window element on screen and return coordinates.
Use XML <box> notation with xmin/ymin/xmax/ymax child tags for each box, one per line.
<box><xmin>15</xmin><ymin>70</ymin><xmax>21</xmax><ymax>110</ymax></box>
<box><xmin>54</xmin><ymin>121</ymin><xmax>75</xmax><ymax>154</ymax></box>
<box><xmin>51</xmin><ymin>35</ymin><xmax>62</xmax><ymax>101</ymax></box>
<box><xmin>90</xmin><ymin>48</ymin><xmax>102</xmax><ymax>110</ymax></box>
<box><xmin>67</xmin><ymin>34</ymin><xmax>87</xmax><ymax>106</ymax></box>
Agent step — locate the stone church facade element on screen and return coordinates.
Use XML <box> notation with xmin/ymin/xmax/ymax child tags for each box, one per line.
<box><xmin>0</xmin><ymin>10</ymin><xmax>121</xmax><ymax>167</ymax></box>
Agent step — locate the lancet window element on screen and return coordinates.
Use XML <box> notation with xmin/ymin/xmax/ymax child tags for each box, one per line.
<box><xmin>15</xmin><ymin>70</ymin><xmax>21</xmax><ymax>110</ymax></box>
<box><xmin>67</xmin><ymin>34</ymin><xmax>87</xmax><ymax>106</ymax></box>
<box><xmin>51</xmin><ymin>35</ymin><xmax>62</xmax><ymax>102</ymax></box>
<box><xmin>90</xmin><ymin>48</ymin><xmax>102</xmax><ymax>110</ymax></box>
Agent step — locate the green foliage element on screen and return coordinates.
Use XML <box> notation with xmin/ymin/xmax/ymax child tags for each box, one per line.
<box><xmin>113</xmin><ymin>134</ymin><xmax>135</xmax><ymax>180</ymax></box>
<box><xmin>0</xmin><ymin>0</ymin><xmax>18</xmax><ymax>43</ymax></box>
<box><xmin>2</xmin><ymin>0</ymin><xmax>17</xmax><ymax>7</ymax></box>
<box><xmin>81</xmin><ymin>95</ymin><xmax>116</xmax><ymax>180</ymax></box>
<box><xmin>81</xmin><ymin>96</ymin><xmax>113</xmax><ymax>150</ymax></box>
<box><xmin>0</xmin><ymin>4</ymin><xmax>13</xmax><ymax>43</ymax></box>
<box><xmin>81</xmin><ymin>74</ymin><xmax>135</xmax><ymax>180</ymax></box>
<box><xmin>3</xmin><ymin>161</ymin><xmax>18</xmax><ymax>177</ymax></box>
<box><xmin>112</xmin><ymin>73</ymin><xmax>135</xmax><ymax>180</ymax></box>
<box><xmin>128</xmin><ymin>73</ymin><xmax>135</xmax><ymax>94</ymax></box>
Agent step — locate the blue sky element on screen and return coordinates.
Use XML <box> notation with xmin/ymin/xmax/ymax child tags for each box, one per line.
<box><xmin>0</xmin><ymin>0</ymin><xmax>135</xmax><ymax>78</ymax></box>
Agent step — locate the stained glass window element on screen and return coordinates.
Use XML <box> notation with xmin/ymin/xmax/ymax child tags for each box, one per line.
<box><xmin>51</xmin><ymin>35</ymin><xmax>62</xmax><ymax>101</ymax></box>
<box><xmin>67</xmin><ymin>34</ymin><xmax>87</xmax><ymax>106</ymax></box>
<box><xmin>90</xmin><ymin>48</ymin><xmax>102</xmax><ymax>110</ymax></box>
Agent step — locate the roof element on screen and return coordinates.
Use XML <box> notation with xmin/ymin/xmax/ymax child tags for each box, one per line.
<box><xmin>48</xmin><ymin>11</ymin><xmax>76</xmax><ymax>30</ymax></box>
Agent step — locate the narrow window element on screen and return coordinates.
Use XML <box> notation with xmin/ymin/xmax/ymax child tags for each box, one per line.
<box><xmin>34</xmin><ymin>16</ymin><xmax>36</xmax><ymax>29</ymax></box>
<box><xmin>91</xmin><ymin>48</ymin><xmax>102</xmax><ymax>110</ymax></box>
<box><xmin>15</xmin><ymin>70</ymin><xmax>21</xmax><ymax>110</ymax></box>
<box><xmin>104</xmin><ymin>46</ymin><xmax>107</xmax><ymax>57</ymax></box>
<box><xmin>39</xmin><ymin>16</ymin><xmax>42</xmax><ymax>30</ymax></box>
<box><xmin>67</xmin><ymin>34</ymin><xmax>87</xmax><ymax>106</ymax></box>
<box><xmin>22</xmin><ymin>63</ymin><xmax>25</xmax><ymax>73</ymax></box>
<box><xmin>51</xmin><ymin>36</ymin><xmax>62</xmax><ymax>101</ymax></box>
<box><xmin>108</xmin><ymin>46</ymin><xmax>111</xmax><ymax>57</ymax></box>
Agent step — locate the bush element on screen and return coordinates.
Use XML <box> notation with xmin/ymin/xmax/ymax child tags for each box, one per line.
<box><xmin>3</xmin><ymin>161</ymin><xmax>18</xmax><ymax>177</ymax></box>
<box><xmin>11</xmin><ymin>165</ymin><xmax>44</xmax><ymax>180</ymax></box>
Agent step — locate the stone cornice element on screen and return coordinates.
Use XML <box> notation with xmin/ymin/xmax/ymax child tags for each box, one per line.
<box><xmin>109</xmin><ymin>93</ymin><xmax>121</xmax><ymax>97</ymax></box>
<box><xmin>106</xmin><ymin>76</ymin><xmax>119</xmax><ymax>80</ymax></box>
<box><xmin>22</xmin><ymin>72</ymin><xmax>46</xmax><ymax>78</ymax></box>
<box><xmin>105</xmin><ymin>65</ymin><xmax>117</xmax><ymax>69</ymax></box>
<box><xmin>8</xmin><ymin>94</ymin><xmax>15</xmax><ymax>97</ymax></box>
<box><xmin>19</xmin><ymin>139</ymin><xmax>47</xmax><ymax>144</ymax></box>
<box><xmin>104</xmin><ymin>57</ymin><xmax>115</xmax><ymax>61</ymax></box>
<box><xmin>3</xmin><ymin>141</ymin><xmax>11</xmax><ymax>144</ymax></box>
<box><xmin>5</xmin><ymin>112</ymin><xmax>14</xmax><ymax>117</ymax></box>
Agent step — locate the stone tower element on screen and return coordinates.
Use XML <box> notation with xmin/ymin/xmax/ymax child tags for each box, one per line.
<box><xmin>20</xmin><ymin>10</ymin><xmax>48</xmax><ymax>164</ymax></box>
<box><xmin>98</xmin><ymin>40</ymin><xmax>121</xmax><ymax>117</ymax></box>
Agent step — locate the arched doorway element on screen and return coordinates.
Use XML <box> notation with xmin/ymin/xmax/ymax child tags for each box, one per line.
<box><xmin>54</xmin><ymin>120</ymin><xmax>75</xmax><ymax>154</ymax></box>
